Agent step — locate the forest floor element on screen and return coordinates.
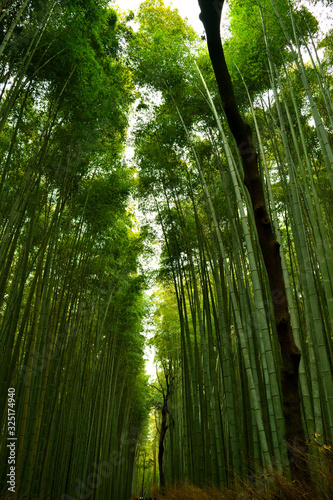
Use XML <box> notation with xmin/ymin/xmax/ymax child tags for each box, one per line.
<box><xmin>140</xmin><ymin>455</ymin><xmax>333</xmax><ymax>499</ymax></box>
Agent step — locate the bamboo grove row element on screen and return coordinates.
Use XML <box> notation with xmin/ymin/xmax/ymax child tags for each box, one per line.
<box><xmin>0</xmin><ymin>2</ymin><xmax>150</xmax><ymax>499</ymax></box>
<box><xmin>133</xmin><ymin>0</ymin><xmax>333</xmax><ymax>490</ymax></box>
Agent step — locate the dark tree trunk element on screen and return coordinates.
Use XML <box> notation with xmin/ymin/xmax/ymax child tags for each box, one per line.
<box><xmin>158</xmin><ymin>400</ymin><xmax>168</xmax><ymax>491</ymax></box>
<box><xmin>197</xmin><ymin>0</ymin><xmax>307</xmax><ymax>479</ymax></box>
<box><xmin>156</xmin><ymin>366</ymin><xmax>172</xmax><ymax>493</ymax></box>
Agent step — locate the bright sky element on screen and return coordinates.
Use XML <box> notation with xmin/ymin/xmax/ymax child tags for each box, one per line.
<box><xmin>113</xmin><ymin>1</ymin><xmax>333</xmax><ymax>46</ymax></box>
<box><xmin>112</xmin><ymin>0</ymin><xmax>204</xmax><ymax>33</ymax></box>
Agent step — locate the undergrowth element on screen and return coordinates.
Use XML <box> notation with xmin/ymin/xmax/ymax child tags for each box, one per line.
<box><xmin>143</xmin><ymin>448</ymin><xmax>333</xmax><ymax>499</ymax></box>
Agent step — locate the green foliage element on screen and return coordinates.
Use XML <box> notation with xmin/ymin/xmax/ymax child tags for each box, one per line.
<box><xmin>151</xmin><ymin>286</ymin><xmax>181</xmax><ymax>363</ymax></box>
<box><xmin>224</xmin><ymin>0</ymin><xmax>318</xmax><ymax>99</ymax></box>
<box><xmin>73</xmin><ymin>168</ymin><xmax>132</xmax><ymax>233</ymax></box>
<box><xmin>129</xmin><ymin>0</ymin><xmax>197</xmax><ymax>90</ymax></box>
<box><xmin>0</xmin><ymin>1</ymin><xmax>150</xmax><ymax>499</ymax></box>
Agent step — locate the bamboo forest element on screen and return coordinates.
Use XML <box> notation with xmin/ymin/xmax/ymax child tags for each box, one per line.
<box><xmin>1</xmin><ymin>0</ymin><xmax>333</xmax><ymax>498</ymax></box>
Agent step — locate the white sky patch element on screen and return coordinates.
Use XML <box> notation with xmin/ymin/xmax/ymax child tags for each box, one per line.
<box><xmin>111</xmin><ymin>0</ymin><xmax>203</xmax><ymax>33</ymax></box>
<box><xmin>112</xmin><ymin>0</ymin><xmax>332</xmax><ymax>42</ymax></box>
<box><xmin>144</xmin><ymin>342</ymin><xmax>157</xmax><ymax>379</ymax></box>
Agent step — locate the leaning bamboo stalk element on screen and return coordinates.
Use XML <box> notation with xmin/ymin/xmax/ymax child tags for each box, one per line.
<box><xmin>277</xmin><ymin>60</ymin><xmax>333</xmax><ymax>337</ymax></box>
<box><xmin>196</xmin><ymin>61</ymin><xmax>286</xmax><ymax>467</ymax></box>
<box><xmin>175</xmin><ymin>101</ymin><xmax>272</xmax><ymax>470</ymax></box>
<box><xmin>256</xmin><ymin>6</ymin><xmax>323</xmax><ymax>444</ymax></box>
<box><xmin>0</xmin><ymin>0</ymin><xmax>58</xmax><ymax>134</ymax></box>
<box><xmin>248</xmin><ymin>87</ymin><xmax>317</xmax><ymax>440</ymax></box>
<box><xmin>198</xmin><ymin>0</ymin><xmax>306</xmax><ymax>476</ymax></box>
<box><xmin>269</xmin><ymin>0</ymin><xmax>333</xmax><ymax>191</ymax></box>
<box><xmin>0</xmin><ymin>0</ymin><xmax>30</xmax><ymax>58</ymax></box>
<box><xmin>268</xmin><ymin>59</ymin><xmax>333</xmax><ymax>434</ymax></box>
<box><xmin>262</xmin><ymin>99</ymin><xmax>326</xmax><ymax>443</ymax></box>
